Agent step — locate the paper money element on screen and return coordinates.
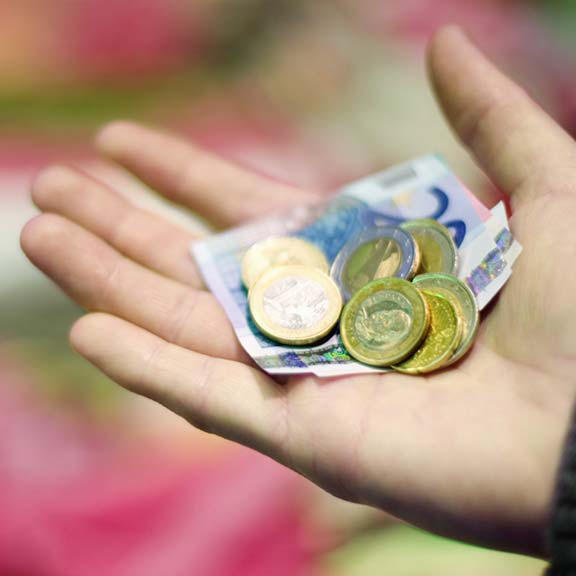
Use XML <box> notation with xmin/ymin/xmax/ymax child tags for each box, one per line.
<box><xmin>487</xmin><ymin>201</ymin><xmax>522</xmax><ymax>268</ymax></box>
<box><xmin>458</xmin><ymin>201</ymin><xmax>522</xmax><ymax>309</ymax></box>
<box><xmin>192</xmin><ymin>155</ymin><xmax>521</xmax><ymax>376</ymax></box>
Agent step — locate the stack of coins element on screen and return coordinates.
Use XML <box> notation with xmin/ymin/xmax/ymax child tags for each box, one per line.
<box><xmin>242</xmin><ymin>237</ymin><xmax>342</xmax><ymax>346</ymax></box>
<box><xmin>242</xmin><ymin>219</ymin><xmax>479</xmax><ymax>373</ymax></box>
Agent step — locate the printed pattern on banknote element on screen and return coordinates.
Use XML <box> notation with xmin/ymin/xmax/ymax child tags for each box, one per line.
<box><xmin>192</xmin><ymin>155</ymin><xmax>521</xmax><ymax>376</ymax></box>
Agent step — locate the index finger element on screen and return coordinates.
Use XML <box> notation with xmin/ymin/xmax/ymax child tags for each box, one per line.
<box><xmin>96</xmin><ymin>122</ymin><xmax>318</xmax><ymax>228</ymax></box>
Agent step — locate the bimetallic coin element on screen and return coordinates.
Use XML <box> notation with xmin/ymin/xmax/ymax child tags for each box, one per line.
<box><xmin>340</xmin><ymin>278</ymin><xmax>429</xmax><ymax>366</ymax></box>
<box><xmin>331</xmin><ymin>226</ymin><xmax>420</xmax><ymax>301</ymax></box>
<box><xmin>393</xmin><ymin>290</ymin><xmax>462</xmax><ymax>374</ymax></box>
<box><xmin>248</xmin><ymin>265</ymin><xmax>342</xmax><ymax>345</ymax></box>
<box><xmin>412</xmin><ymin>273</ymin><xmax>479</xmax><ymax>364</ymax></box>
<box><xmin>241</xmin><ymin>236</ymin><xmax>329</xmax><ymax>289</ymax></box>
<box><xmin>400</xmin><ymin>219</ymin><xmax>458</xmax><ymax>275</ymax></box>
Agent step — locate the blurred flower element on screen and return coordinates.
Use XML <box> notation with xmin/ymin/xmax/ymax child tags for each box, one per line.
<box><xmin>67</xmin><ymin>0</ymin><xmax>205</xmax><ymax>81</ymax></box>
<box><xmin>0</xmin><ymin>357</ymin><xmax>323</xmax><ymax>576</ymax></box>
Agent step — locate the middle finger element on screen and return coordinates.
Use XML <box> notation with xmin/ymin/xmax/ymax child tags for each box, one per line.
<box><xmin>31</xmin><ymin>165</ymin><xmax>204</xmax><ymax>288</ymax></box>
<box><xmin>21</xmin><ymin>213</ymin><xmax>249</xmax><ymax>363</ymax></box>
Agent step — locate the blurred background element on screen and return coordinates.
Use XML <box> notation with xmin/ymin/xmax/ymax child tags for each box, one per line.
<box><xmin>1</xmin><ymin>1</ymin><xmax>575</xmax><ymax>574</ymax></box>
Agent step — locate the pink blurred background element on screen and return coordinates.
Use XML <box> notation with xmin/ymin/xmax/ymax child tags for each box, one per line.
<box><xmin>2</xmin><ymin>1</ymin><xmax>575</xmax><ymax>574</ymax></box>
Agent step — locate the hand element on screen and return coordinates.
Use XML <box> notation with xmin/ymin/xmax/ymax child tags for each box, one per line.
<box><xmin>21</xmin><ymin>27</ymin><xmax>576</xmax><ymax>557</ymax></box>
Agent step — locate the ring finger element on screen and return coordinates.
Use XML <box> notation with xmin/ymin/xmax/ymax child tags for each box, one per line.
<box><xmin>31</xmin><ymin>164</ymin><xmax>204</xmax><ymax>288</ymax></box>
<box><xmin>21</xmin><ymin>213</ymin><xmax>249</xmax><ymax>363</ymax></box>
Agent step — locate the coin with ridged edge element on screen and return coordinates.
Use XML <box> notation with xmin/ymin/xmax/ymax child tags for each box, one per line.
<box><xmin>248</xmin><ymin>265</ymin><xmax>342</xmax><ymax>345</ymax></box>
<box><xmin>400</xmin><ymin>219</ymin><xmax>458</xmax><ymax>275</ymax></box>
<box><xmin>340</xmin><ymin>277</ymin><xmax>429</xmax><ymax>366</ymax></box>
<box><xmin>241</xmin><ymin>236</ymin><xmax>329</xmax><ymax>289</ymax></box>
<box><xmin>331</xmin><ymin>226</ymin><xmax>420</xmax><ymax>301</ymax></box>
<box><xmin>393</xmin><ymin>290</ymin><xmax>462</xmax><ymax>374</ymax></box>
<box><xmin>412</xmin><ymin>273</ymin><xmax>479</xmax><ymax>365</ymax></box>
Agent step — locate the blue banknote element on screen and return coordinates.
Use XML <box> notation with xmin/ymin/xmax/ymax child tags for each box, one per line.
<box><xmin>192</xmin><ymin>155</ymin><xmax>517</xmax><ymax>376</ymax></box>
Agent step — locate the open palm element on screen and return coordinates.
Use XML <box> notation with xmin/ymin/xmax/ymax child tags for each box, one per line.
<box><xmin>22</xmin><ymin>28</ymin><xmax>576</xmax><ymax>558</ymax></box>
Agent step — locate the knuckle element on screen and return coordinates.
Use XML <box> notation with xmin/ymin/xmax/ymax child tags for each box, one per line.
<box><xmin>111</xmin><ymin>209</ymin><xmax>162</xmax><ymax>256</ymax></box>
<box><xmin>164</xmin><ymin>289</ymin><xmax>202</xmax><ymax>346</ymax></box>
<box><xmin>108</xmin><ymin>208</ymin><xmax>140</xmax><ymax>248</ymax></box>
<box><xmin>460</xmin><ymin>99</ymin><xmax>501</xmax><ymax>151</ymax></box>
<box><xmin>97</xmin><ymin>256</ymin><xmax>125</xmax><ymax>304</ymax></box>
<box><xmin>459</xmin><ymin>88</ymin><xmax>525</xmax><ymax>152</ymax></box>
<box><xmin>188</xmin><ymin>355</ymin><xmax>217</xmax><ymax>433</ymax></box>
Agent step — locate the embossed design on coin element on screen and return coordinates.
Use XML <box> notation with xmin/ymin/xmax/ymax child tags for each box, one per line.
<box><xmin>331</xmin><ymin>226</ymin><xmax>419</xmax><ymax>301</ymax></box>
<box><xmin>401</xmin><ymin>219</ymin><xmax>458</xmax><ymax>275</ymax></box>
<box><xmin>241</xmin><ymin>236</ymin><xmax>329</xmax><ymax>289</ymax></box>
<box><xmin>340</xmin><ymin>278</ymin><xmax>429</xmax><ymax>366</ymax></box>
<box><xmin>393</xmin><ymin>290</ymin><xmax>462</xmax><ymax>374</ymax></box>
<box><xmin>354</xmin><ymin>292</ymin><xmax>412</xmax><ymax>347</ymax></box>
<box><xmin>263</xmin><ymin>276</ymin><xmax>328</xmax><ymax>330</ymax></box>
<box><xmin>249</xmin><ymin>265</ymin><xmax>342</xmax><ymax>345</ymax></box>
<box><xmin>412</xmin><ymin>273</ymin><xmax>479</xmax><ymax>364</ymax></box>
<box><xmin>355</xmin><ymin>308</ymin><xmax>412</xmax><ymax>345</ymax></box>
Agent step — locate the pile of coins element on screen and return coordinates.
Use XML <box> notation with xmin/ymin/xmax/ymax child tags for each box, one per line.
<box><xmin>242</xmin><ymin>219</ymin><xmax>479</xmax><ymax>374</ymax></box>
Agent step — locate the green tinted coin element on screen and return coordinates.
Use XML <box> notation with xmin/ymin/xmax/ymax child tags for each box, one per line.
<box><xmin>340</xmin><ymin>278</ymin><xmax>430</xmax><ymax>366</ymax></box>
<box><xmin>331</xmin><ymin>226</ymin><xmax>420</xmax><ymax>301</ymax></box>
<box><xmin>393</xmin><ymin>290</ymin><xmax>462</xmax><ymax>374</ymax></box>
<box><xmin>412</xmin><ymin>273</ymin><xmax>479</xmax><ymax>364</ymax></box>
<box><xmin>400</xmin><ymin>219</ymin><xmax>458</xmax><ymax>275</ymax></box>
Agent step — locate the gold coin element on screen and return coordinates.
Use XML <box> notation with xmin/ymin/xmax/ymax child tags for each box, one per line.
<box><xmin>340</xmin><ymin>278</ymin><xmax>430</xmax><ymax>366</ymax></box>
<box><xmin>412</xmin><ymin>273</ymin><xmax>479</xmax><ymax>365</ymax></box>
<box><xmin>400</xmin><ymin>219</ymin><xmax>458</xmax><ymax>275</ymax></box>
<box><xmin>393</xmin><ymin>290</ymin><xmax>462</xmax><ymax>374</ymax></box>
<box><xmin>248</xmin><ymin>265</ymin><xmax>342</xmax><ymax>345</ymax></box>
<box><xmin>241</xmin><ymin>236</ymin><xmax>329</xmax><ymax>289</ymax></box>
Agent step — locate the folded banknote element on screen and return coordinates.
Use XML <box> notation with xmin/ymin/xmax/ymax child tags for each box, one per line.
<box><xmin>192</xmin><ymin>155</ymin><xmax>521</xmax><ymax>376</ymax></box>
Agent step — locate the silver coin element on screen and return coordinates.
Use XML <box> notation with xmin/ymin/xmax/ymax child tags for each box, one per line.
<box><xmin>248</xmin><ymin>265</ymin><xmax>343</xmax><ymax>345</ymax></box>
<box><xmin>331</xmin><ymin>225</ymin><xmax>419</xmax><ymax>301</ymax></box>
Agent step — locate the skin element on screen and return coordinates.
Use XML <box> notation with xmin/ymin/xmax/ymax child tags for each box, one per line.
<box><xmin>20</xmin><ymin>27</ymin><xmax>576</xmax><ymax>558</ymax></box>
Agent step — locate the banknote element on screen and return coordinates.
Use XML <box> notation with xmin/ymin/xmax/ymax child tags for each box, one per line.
<box><xmin>487</xmin><ymin>201</ymin><xmax>522</xmax><ymax>268</ymax></box>
<box><xmin>457</xmin><ymin>201</ymin><xmax>522</xmax><ymax>309</ymax></box>
<box><xmin>192</xmin><ymin>155</ymin><xmax>521</xmax><ymax>376</ymax></box>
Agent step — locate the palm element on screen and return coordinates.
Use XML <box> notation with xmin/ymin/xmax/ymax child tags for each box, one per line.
<box><xmin>279</xmin><ymin>203</ymin><xmax>576</xmax><ymax>556</ymax></box>
<box><xmin>22</xmin><ymin>28</ymin><xmax>576</xmax><ymax>557</ymax></box>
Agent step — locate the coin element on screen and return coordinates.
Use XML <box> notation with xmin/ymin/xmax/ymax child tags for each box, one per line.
<box><xmin>248</xmin><ymin>265</ymin><xmax>342</xmax><ymax>345</ymax></box>
<box><xmin>412</xmin><ymin>273</ymin><xmax>479</xmax><ymax>365</ymax></box>
<box><xmin>400</xmin><ymin>219</ymin><xmax>458</xmax><ymax>275</ymax></box>
<box><xmin>331</xmin><ymin>226</ymin><xmax>420</xmax><ymax>301</ymax></box>
<box><xmin>340</xmin><ymin>277</ymin><xmax>430</xmax><ymax>366</ymax></box>
<box><xmin>241</xmin><ymin>236</ymin><xmax>329</xmax><ymax>289</ymax></box>
<box><xmin>393</xmin><ymin>290</ymin><xmax>462</xmax><ymax>374</ymax></box>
